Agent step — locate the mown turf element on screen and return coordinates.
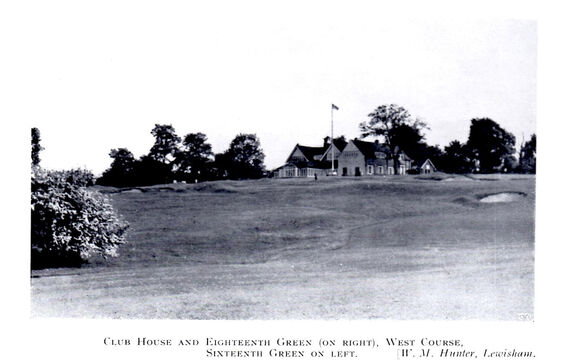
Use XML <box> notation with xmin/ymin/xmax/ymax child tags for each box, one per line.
<box><xmin>31</xmin><ymin>175</ymin><xmax>535</xmax><ymax>319</ymax></box>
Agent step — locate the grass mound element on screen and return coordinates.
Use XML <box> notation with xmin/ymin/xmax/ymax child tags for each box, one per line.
<box><xmin>414</xmin><ymin>173</ymin><xmax>453</xmax><ymax>181</ymax></box>
<box><xmin>452</xmin><ymin>196</ymin><xmax>480</xmax><ymax>207</ymax></box>
<box><xmin>193</xmin><ymin>183</ymin><xmax>237</xmax><ymax>193</ymax></box>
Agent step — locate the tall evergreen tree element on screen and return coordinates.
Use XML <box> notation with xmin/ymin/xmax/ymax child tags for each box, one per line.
<box><xmin>519</xmin><ymin>134</ymin><xmax>536</xmax><ymax>174</ymax></box>
<box><xmin>31</xmin><ymin>127</ymin><xmax>43</xmax><ymax>167</ymax></box>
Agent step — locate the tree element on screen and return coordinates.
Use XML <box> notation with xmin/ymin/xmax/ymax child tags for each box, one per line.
<box><xmin>174</xmin><ymin>132</ymin><xmax>214</xmax><ymax>182</ymax></box>
<box><xmin>109</xmin><ymin>148</ymin><xmax>136</xmax><ymax>171</ymax></box>
<box><xmin>519</xmin><ymin>134</ymin><xmax>536</xmax><ymax>173</ymax></box>
<box><xmin>148</xmin><ymin>124</ymin><xmax>181</xmax><ymax>164</ymax></box>
<box><xmin>145</xmin><ymin>124</ymin><xmax>180</xmax><ymax>183</ymax></box>
<box><xmin>421</xmin><ymin>144</ymin><xmax>443</xmax><ymax>170</ymax></box>
<box><xmin>98</xmin><ymin>148</ymin><xmax>138</xmax><ymax>187</ymax></box>
<box><xmin>134</xmin><ymin>155</ymin><xmax>173</xmax><ymax>186</ymax></box>
<box><xmin>212</xmin><ymin>152</ymin><xmax>231</xmax><ymax>179</ymax></box>
<box><xmin>31</xmin><ymin>127</ymin><xmax>43</xmax><ymax>167</ymax></box>
<box><xmin>223</xmin><ymin>133</ymin><xmax>265</xmax><ymax>179</ymax></box>
<box><xmin>359</xmin><ymin>104</ymin><xmax>427</xmax><ymax>174</ymax></box>
<box><xmin>442</xmin><ymin>140</ymin><xmax>471</xmax><ymax>174</ymax></box>
<box><xmin>389</xmin><ymin>123</ymin><xmax>426</xmax><ymax>162</ymax></box>
<box><xmin>466</xmin><ymin>118</ymin><xmax>516</xmax><ymax>173</ymax></box>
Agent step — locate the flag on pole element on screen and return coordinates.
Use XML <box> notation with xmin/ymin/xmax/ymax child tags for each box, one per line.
<box><xmin>332</xmin><ymin>104</ymin><xmax>339</xmax><ymax>110</ymax></box>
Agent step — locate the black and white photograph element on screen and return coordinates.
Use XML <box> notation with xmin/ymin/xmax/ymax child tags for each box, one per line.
<box><xmin>27</xmin><ymin>12</ymin><xmax>537</xmax><ymax>320</ymax></box>
<box><xmin>3</xmin><ymin>0</ymin><xmax>566</xmax><ymax>359</ymax></box>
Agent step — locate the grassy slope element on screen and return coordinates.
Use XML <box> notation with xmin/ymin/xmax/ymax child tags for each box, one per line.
<box><xmin>31</xmin><ymin>175</ymin><xmax>535</xmax><ymax>319</ymax></box>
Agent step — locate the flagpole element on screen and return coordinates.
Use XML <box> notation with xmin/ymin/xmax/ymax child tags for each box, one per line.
<box><xmin>331</xmin><ymin>105</ymin><xmax>334</xmax><ymax>174</ymax></box>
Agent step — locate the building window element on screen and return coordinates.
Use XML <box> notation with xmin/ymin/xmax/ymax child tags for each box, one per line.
<box><xmin>367</xmin><ymin>165</ymin><xmax>374</xmax><ymax>175</ymax></box>
<box><xmin>343</xmin><ymin>151</ymin><xmax>358</xmax><ymax>158</ymax></box>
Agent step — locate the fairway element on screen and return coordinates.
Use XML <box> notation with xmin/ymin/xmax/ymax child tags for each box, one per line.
<box><xmin>30</xmin><ymin>175</ymin><xmax>535</xmax><ymax>320</ymax></box>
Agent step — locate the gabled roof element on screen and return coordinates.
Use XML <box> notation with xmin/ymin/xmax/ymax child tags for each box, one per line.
<box><xmin>419</xmin><ymin>158</ymin><xmax>437</xmax><ymax>170</ymax></box>
<box><xmin>296</xmin><ymin>145</ymin><xmax>326</xmax><ymax>162</ymax></box>
<box><xmin>320</xmin><ymin>138</ymin><xmax>348</xmax><ymax>160</ymax></box>
<box><xmin>331</xmin><ymin>137</ymin><xmax>348</xmax><ymax>152</ymax></box>
<box><xmin>284</xmin><ymin>144</ymin><xmax>331</xmax><ymax>170</ymax></box>
<box><xmin>288</xmin><ymin>137</ymin><xmax>348</xmax><ymax>163</ymax></box>
<box><xmin>322</xmin><ymin>136</ymin><xmax>348</xmax><ymax>152</ymax></box>
<box><xmin>397</xmin><ymin>150</ymin><xmax>412</xmax><ymax>162</ymax></box>
<box><xmin>351</xmin><ymin>139</ymin><xmax>391</xmax><ymax>159</ymax></box>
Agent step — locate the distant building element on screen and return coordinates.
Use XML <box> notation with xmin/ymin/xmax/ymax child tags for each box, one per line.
<box><xmin>273</xmin><ymin>137</ymin><xmax>348</xmax><ymax>178</ymax></box>
<box><xmin>274</xmin><ymin>138</ymin><xmax>413</xmax><ymax>178</ymax></box>
<box><xmin>338</xmin><ymin>139</ymin><xmax>412</xmax><ymax>176</ymax></box>
<box><xmin>417</xmin><ymin>158</ymin><xmax>437</xmax><ymax>174</ymax></box>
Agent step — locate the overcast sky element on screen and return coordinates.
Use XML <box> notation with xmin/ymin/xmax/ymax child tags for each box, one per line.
<box><xmin>7</xmin><ymin>2</ymin><xmax>536</xmax><ymax>175</ymax></box>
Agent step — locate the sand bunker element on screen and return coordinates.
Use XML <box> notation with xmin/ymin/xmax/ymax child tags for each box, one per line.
<box><xmin>480</xmin><ymin>192</ymin><xmax>526</xmax><ymax>203</ymax></box>
<box><xmin>121</xmin><ymin>188</ymin><xmax>143</xmax><ymax>193</ymax></box>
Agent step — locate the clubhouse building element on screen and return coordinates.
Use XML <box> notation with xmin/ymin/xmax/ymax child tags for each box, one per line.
<box><xmin>273</xmin><ymin>138</ymin><xmax>416</xmax><ymax>178</ymax></box>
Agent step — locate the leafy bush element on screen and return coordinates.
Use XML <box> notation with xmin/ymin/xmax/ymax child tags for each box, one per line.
<box><xmin>61</xmin><ymin>168</ymin><xmax>95</xmax><ymax>187</ymax></box>
<box><xmin>31</xmin><ymin>168</ymin><xmax>128</xmax><ymax>269</ymax></box>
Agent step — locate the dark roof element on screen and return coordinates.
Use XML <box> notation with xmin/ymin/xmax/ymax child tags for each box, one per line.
<box><xmin>352</xmin><ymin>139</ymin><xmax>391</xmax><ymax>159</ymax></box>
<box><xmin>323</xmin><ymin>136</ymin><xmax>348</xmax><ymax>152</ymax></box>
<box><xmin>331</xmin><ymin>138</ymin><xmax>348</xmax><ymax>152</ymax></box>
<box><xmin>284</xmin><ymin>144</ymin><xmax>332</xmax><ymax>169</ymax></box>
<box><xmin>296</xmin><ymin>145</ymin><xmax>326</xmax><ymax>162</ymax></box>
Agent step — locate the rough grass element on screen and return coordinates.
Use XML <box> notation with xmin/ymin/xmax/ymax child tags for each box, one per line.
<box><xmin>31</xmin><ymin>175</ymin><xmax>535</xmax><ymax>320</ymax></box>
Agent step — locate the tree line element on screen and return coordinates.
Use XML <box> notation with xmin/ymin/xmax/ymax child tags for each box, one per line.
<box><xmin>359</xmin><ymin>104</ymin><xmax>536</xmax><ymax>175</ymax></box>
<box><xmin>97</xmin><ymin>125</ymin><xmax>266</xmax><ymax>187</ymax></box>
<box><xmin>33</xmin><ymin>103</ymin><xmax>536</xmax><ymax>190</ymax></box>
